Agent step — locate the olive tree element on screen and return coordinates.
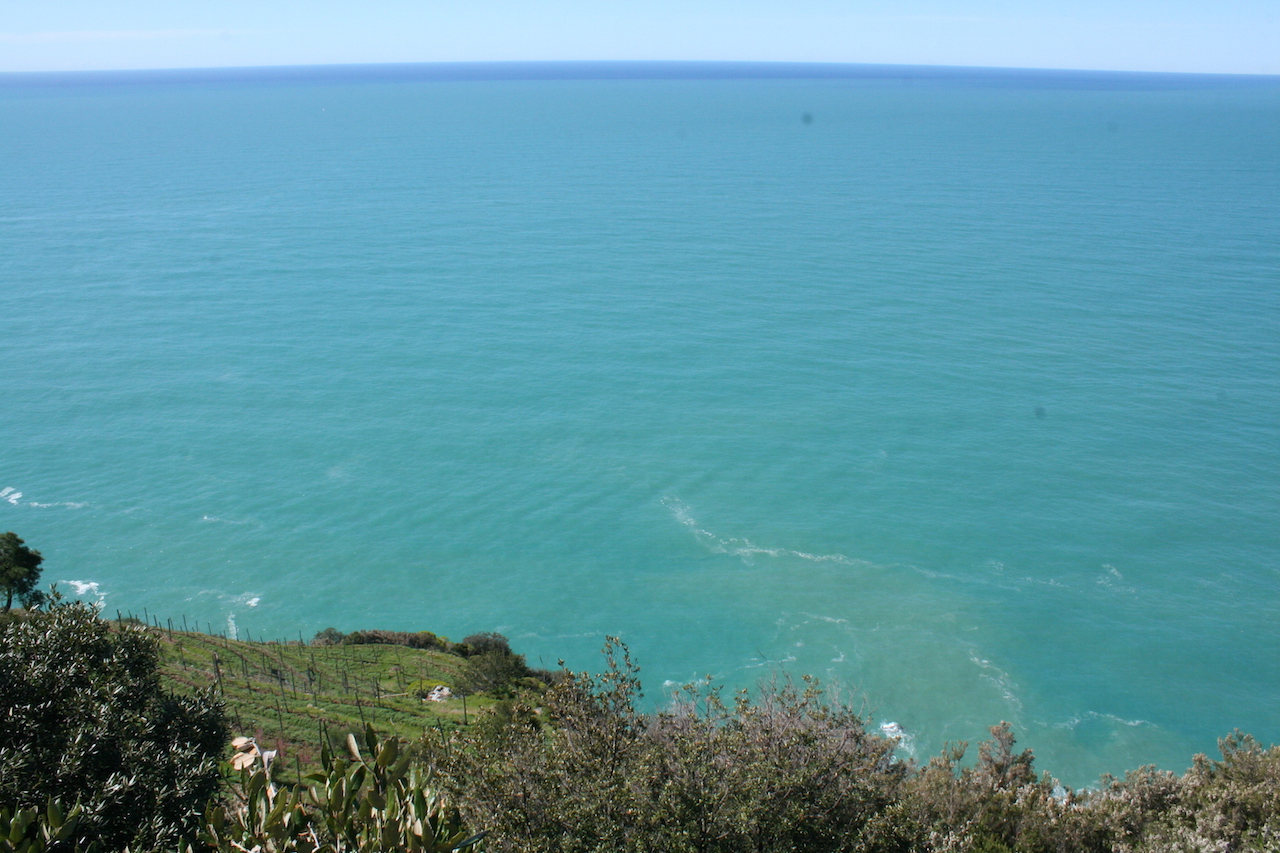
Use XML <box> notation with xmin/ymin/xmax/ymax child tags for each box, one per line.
<box><xmin>0</xmin><ymin>532</ymin><xmax>43</xmax><ymax>612</ymax></box>
<box><xmin>0</xmin><ymin>600</ymin><xmax>227</xmax><ymax>851</ymax></box>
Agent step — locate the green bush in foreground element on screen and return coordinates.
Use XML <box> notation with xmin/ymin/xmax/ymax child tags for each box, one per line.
<box><xmin>429</xmin><ymin>638</ymin><xmax>1280</xmax><ymax>853</ymax></box>
<box><xmin>902</xmin><ymin>724</ymin><xmax>1110</xmax><ymax>853</ymax></box>
<box><xmin>1091</xmin><ymin>731</ymin><xmax>1280</xmax><ymax>852</ymax></box>
<box><xmin>199</xmin><ymin>726</ymin><xmax>479</xmax><ymax>853</ymax></box>
<box><xmin>0</xmin><ymin>801</ymin><xmax>90</xmax><ymax>853</ymax></box>
<box><xmin>6</xmin><ymin>604</ymin><xmax>1280</xmax><ymax>853</ymax></box>
<box><xmin>430</xmin><ymin>639</ymin><xmax>914</xmax><ymax>853</ymax></box>
<box><xmin>0</xmin><ymin>601</ymin><xmax>227</xmax><ymax>852</ymax></box>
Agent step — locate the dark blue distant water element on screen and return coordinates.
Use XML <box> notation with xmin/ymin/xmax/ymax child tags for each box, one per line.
<box><xmin>2</xmin><ymin>62</ymin><xmax>1278</xmax><ymax>788</ymax></box>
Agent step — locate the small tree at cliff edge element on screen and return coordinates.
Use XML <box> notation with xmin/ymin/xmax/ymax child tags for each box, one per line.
<box><xmin>0</xmin><ymin>532</ymin><xmax>43</xmax><ymax>613</ymax></box>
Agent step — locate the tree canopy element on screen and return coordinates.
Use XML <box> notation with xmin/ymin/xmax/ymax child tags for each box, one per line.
<box><xmin>0</xmin><ymin>600</ymin><xmax>228</xmax><ymax>851</ymax></box>
<box><xmin>0</xmin><ymin>531</ymin><xmax>43</xmax><ymax>612</ymax></box>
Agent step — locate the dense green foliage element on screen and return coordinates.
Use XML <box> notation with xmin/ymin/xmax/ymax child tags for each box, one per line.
<box><xmin>317</xmin><ymin>628</ymin><xmax>451</xmax><ymax>652</ymax></box>
<box><xmin>0</xmin><ymin>602</ymin><xmax>227</xmax><ymax>851</ymax></box>
<box><xmin>1092</xmin><ymin>732</ymin><xmax>1280</xmax><ymax>852</ymax></box>
<box><xmin>0</xmin><ymin>800</ymin><xmax>92</xmax><ymax>853</ymax></box>
<box><xmin>452</xmin><ymin>633</ymin><xmax>552</xmax><ymax>698</ymax></box>
<box><xmin>197</xmin><ymin>726</ymin><xmax>478</xmax><ymax>853</ymax></box>
<box><xmin>3</xmin><ymin>580</ymin><xmax>1278</xmax><ymax>853</ymax></box>
<box><xmin>900</xmin><ymin>725</ymin><xmax>1109</xmax><ymax>852</ymax></box>
<box><xmin>429</xmin><ymin>639</ymin><xmax>1280</xmax><ymax>853</ymax></box>
<box><xmin>0</xmin><ymin>532</ymin><xmax>43</xmax><ymax>613</ymax></box>
<box><xmin>431</xmin><ymin>640</ymin><xmax>915</xmax><ymax>853</ymax></box>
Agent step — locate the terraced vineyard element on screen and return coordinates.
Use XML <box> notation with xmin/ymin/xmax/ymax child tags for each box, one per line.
<box><xmin>125</xmin><ymin>616</ymin><xmax>499</xmax><ymax>783</ymax></box>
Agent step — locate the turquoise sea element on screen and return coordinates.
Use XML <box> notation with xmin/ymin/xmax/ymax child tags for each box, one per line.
<box><xmin>2</xmin><ymin>62</ymin><xmax>1278</xmax><ymax>788</ymax></box>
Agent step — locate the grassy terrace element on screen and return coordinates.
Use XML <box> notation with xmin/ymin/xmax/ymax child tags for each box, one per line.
<box><xmin>115</xmin><ymin>615</ymin><xmax>496</xmax><ymax>783</ymax></box>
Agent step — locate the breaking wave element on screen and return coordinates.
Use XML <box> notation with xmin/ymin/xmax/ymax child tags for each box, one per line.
<box><xmin>61</xmin><ymin>580</ymin><xmax>107</xmax><ymax>605</ymax></box>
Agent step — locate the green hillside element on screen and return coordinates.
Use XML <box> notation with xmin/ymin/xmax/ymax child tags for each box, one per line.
<box><xmin>139</xmin><ymin>618</ymin><xmax>500</xmax><ymax>783</ymax></box>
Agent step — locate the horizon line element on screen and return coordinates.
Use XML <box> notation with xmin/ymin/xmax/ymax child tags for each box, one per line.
<box><xmin>3</xmin><ymin>59</ymin><xmax>1278</xmax><ymax>87</ymax></box>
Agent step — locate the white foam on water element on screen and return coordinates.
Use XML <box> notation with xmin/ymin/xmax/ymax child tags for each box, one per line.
<box><xmin>1</xmin><ymin>487</ymin><xmax>22</xmax><ymax>505</ymax></box>
<box><xmin>1054</xmin><ymin>710</ymin><xmax>1155</xmax><ymax>730</ymax></box>
<box><xmin>62</xmin><ymin>580</ymin><xmax>107</xmax><ymax>604</ymax></box>
<box><xmin>969</xmin><ymin>652</ymin><xmax>1024</xmax><ymax>716</ymax></box>
<box><xmin>739</xmin><ymin>653</ymin><xmax>798</xmax><ymax>671</ymax></box>
<box><xmin>662</xmin><ymin>496</ymin><xmax>860</xmax><ymax>566</ymax></box>
<box><xmin>663</xmin><ymin>496</ymin><xmax>716</xmax><ymax>539</ymax></box>
<box><xmin>29</xmin><ymin>501</ymin><xmax>88</xmax><ymax>509</ymax></box>
<box><xmin>879</xmin><ymin>721</ymin><xmax>918</xmax><ymax>758</ymax></box>
<box><xmin>1097</xmin><ymin>564</ymin><xmax>1137</xmax><ymax>595</ymax></box>
<box><xmin>520</xmin><ymin>630</ymin><xmax>599</xmax><ymax>641</ymax></box>
<box><xmin>800</xmin><ymin>612</ymin><xmax>850</xmax><ymax>625</ymax></box>
<box><xmin>1018</xmin><ymin>575</ymin><xmax>1071</xmax><ymax>590</ymax></box>
<box><xmin>192</xmin><ymin>591</ymin><xmax>264</xmax><ymax>638</ymax></box>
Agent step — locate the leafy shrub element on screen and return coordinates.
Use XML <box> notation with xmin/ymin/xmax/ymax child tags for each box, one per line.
<box><xmin>904</xmin><ymin>724</ymin><xmax>1110</xmax><ymax>853</ymax></box>
<box><xmin>13</xmin><ymin>596</ymin><xmax>1280</xmax><ymax>853</ymax></box>
<box><xmin>639</xmin><ymin>675</ymin><xmax>914</xmax><ymax>853</ymax></box>
<box><xmin>0</xmin><ymin>801</ymin><xmax>90</xmax><ymax>853</ymax></box>
<box><xmin>1093</xmin><ymin>731</ymin><xmax>1280</xmax><ymax>852</ymax></box>
<box><xmin>0</xmin><ymin>602</ymin><xmax>227</xmax><ymax>852</ymax></box>
<box><xmin>431</xmin><ymin>638</ymin><xmax>911</xmax><ymax>853</ymax></box>
<box><xmin>312</xmin><ymin>627</ymin><xmax>346</xmax><ymax>646</ymax></box>
<box><xmin>339</xmin><ymin>629</ymin><xmax>450</xmax><ymax>652</ymax></box>
<box><xmin>458</xmin><ymin>633</ymin><xmax>512</xmax><ymax>657</ymax></box>
<box><xmin>201</xmin><ymin>726</ymin><xmax>479</xmax><ymax>853</ymax></box>
<box><xmin>450</xmin><ymin>633</ymin><xmax>548</xmax><ymax>698</ymax></box>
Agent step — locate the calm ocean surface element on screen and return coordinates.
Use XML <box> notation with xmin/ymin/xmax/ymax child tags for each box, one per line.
<box><xmin>2</xmin><ymin>63</ymin><xmax>1278</xmax><ymax>787</ymax></box>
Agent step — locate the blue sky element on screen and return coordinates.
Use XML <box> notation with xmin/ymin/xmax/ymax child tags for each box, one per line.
<box><xmin>1</xmin><ymin>0</ymin><xmax>1276</xmax><ymax>75</ymax></box>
